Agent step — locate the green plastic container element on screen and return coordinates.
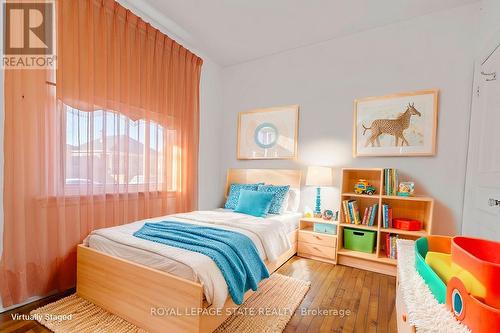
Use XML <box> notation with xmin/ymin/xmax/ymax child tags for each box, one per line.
<box><xmin>343</xmin><ymin>228</ymin><xmax>376</xmax><ymax>253</ymax></box>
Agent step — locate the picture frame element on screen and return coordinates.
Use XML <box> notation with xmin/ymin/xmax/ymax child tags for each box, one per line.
<box><xmin>237</xmin><ymin>105</ymin><xmax>299</xmax><ymax>160</ymax></box>
<box><xmin>353</xmin><ymin>89</ymin><xmax>439</xmax><ymax>157</ymax></box>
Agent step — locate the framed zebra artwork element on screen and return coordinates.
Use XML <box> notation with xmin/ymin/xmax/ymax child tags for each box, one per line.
<box><xmin>353</xmin><ymin>89</ymin><xmax>439</xmax><ymax>157</ymax></box>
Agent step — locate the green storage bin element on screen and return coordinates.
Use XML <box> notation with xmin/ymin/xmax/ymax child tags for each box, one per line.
<box><xmin>343</xmin><ymin>228</ymin><xmax>376</xmax><ymax>253</ymax></box>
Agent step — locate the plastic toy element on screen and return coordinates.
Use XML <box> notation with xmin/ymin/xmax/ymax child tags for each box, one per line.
<box><xmin>354</xmin><ymin>179</ymin><xmax>376</xmax><ymax>195</ymax></box>
<box><xmin>397</xmin><ymin>181</ymin><xmax>415</xmax><ymax>196</ymax></box>
<box><xmin>415</xmin><ymin>236</ymin><xmax>500</xmax><ymax>332</ymax></box>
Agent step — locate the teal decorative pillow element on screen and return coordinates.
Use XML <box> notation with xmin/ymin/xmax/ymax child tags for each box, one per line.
<box><xmin>224</xmin><ymin>183</ymin><xmax>262</xmax><ymax>209</ymax></box>
<box><xmin>257</xmin><ymin>184</ymin><xmax>290</xmax><ymax>214</ymax></box>
<box><xmin>234</xmin><ymin>189</ymin><xmax>274</xmax><ymax>217</ymax></box>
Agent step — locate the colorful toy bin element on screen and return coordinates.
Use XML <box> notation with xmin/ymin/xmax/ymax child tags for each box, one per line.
<box><xmin>415</xmin><ymin>235</ymin><xmax>500</xmax><ymax>332</ymax></box>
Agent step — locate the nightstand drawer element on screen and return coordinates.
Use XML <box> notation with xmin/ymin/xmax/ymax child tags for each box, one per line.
<box><xmin>298</xmin><ymin>241</ymin><xmax>336</xmax><ymax>259</ymax></box>
<box><xmin>298</xmin><ymin>231</ymin><xmax>336</xmax><ymax>248</ymax></box>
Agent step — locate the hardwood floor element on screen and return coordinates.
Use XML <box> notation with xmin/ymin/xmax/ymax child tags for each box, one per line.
<box><xmin>0</xmin><ymin>256</ymin><xmax>396</xmax><ymax>333</ymax></box>
<box><xmin>0</xmin><ymin>288</ymin><xmax>75</xmax><ymax>333</ymax></box>
<box><xmin>277</xmin><ymin>256</ymin><xmax>396</xmax><ymax>333</ymax></box>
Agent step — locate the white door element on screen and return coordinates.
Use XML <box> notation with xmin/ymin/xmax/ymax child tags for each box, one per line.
<box><xmin>462</xmin><ymin>39</ymin><xmax>500</xmax><ymax>241</ymax></box>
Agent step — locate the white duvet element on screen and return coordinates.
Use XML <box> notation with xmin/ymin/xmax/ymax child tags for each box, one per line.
<box><xmin>84</xmin><ymin>210</ymin><xmax>294</xmax><ymax>308</ymax></box>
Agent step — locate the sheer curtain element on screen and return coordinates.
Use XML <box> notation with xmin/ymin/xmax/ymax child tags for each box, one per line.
<box><xmin>1</xmin><ymin>0</ymin><xmax>202</xmax><ymax>307</ymax></box>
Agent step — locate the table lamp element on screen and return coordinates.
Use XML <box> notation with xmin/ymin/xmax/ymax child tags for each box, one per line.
<box><xmin>306</xmin><ymin>166</ymin><xmax>333</xmax><ymax>217</ymax></box>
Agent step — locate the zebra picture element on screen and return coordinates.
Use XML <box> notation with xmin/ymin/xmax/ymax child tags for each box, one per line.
<box><xmin>353</xmin><ymin>90</ymin><xmax>438</xmax><ymax>156</ymax></box>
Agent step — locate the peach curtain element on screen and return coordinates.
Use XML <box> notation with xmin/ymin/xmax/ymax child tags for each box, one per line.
<box><xmin>1</xmin><ymin>0</ymin><xmax>202</xmax><ymax>307</ymax></box>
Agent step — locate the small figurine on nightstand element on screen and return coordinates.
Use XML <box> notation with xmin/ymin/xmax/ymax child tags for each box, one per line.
<box><xmin>304</xmin><ymin>207</ymin><xmax>314</xmax><ymax>218</ymax></box>
<box><xmin>322</xmin><ymin>209</ymin><xmax>333</xmax><ymax>220</ymax></box>
<box><xmin>397</xmin><ymin>182</ymin><xmax>415</xmax><ymax>197</ymax></box>
<box><xmin>354</xmin><ymin>179</ymin><xmax>376</xmax><ymax>195</ymax></box>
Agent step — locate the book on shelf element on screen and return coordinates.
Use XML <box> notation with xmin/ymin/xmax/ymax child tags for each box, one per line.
<box><xmin>352</xmin><ymin>201</ymin><xmax>361</xmax><ymax>224</ymax></box>
<box><xmin>384</xmin><ymin>169</ymin><xmax>389</xmax><ymax>195</ymax></box>
<box><xmin>362</xmin><ymin>207</ymin><xmax>369</xmax><ymax>224</ymax></box>
<box><xmin>348</xmin><ymin>201</ymin><xmax>356</xmax><ymax>223</ymax></box>
<box><xmin>385</xmin><ymin>233</ymin><xmax>398</xmax><ymax>259</ymax></box>
<box><xmin>342</xmin><ymin>200</ymin><xmax>350</xmax><ymax>223</ymax></box>
<box><xmin>362</xmin><ymin>205</ymin><xmax>373</xmax><ymax>225</ymax></box>
<box><xmin>342</xmin><ymin>199</ymin><xmax>379</xmax><ymax>226</ymax></box>
<box><xmin>381</xmin><ymin>204</ymin><xmax>393</xmax><ymax>228</ymax></box>
<box><xmin>342</xmin><ymin>199</ymin><xmax>364</xmax><ymax>224</ymax></box>
<box><xmin>342</xmin><ymin>199</ymin><xmax>349</xmax><ymax>223</ymax></box>
<box><xmin>388</xmin><ymin>208</ymin><xmax>393</xmax><ymax>228</ymax></box>
<box><xmin>382</xmin><ymin>204</ymin><xmax>387</xmax><ymax>227</ymax></box>
<box><xmin>368</xmin><ymin>203</ymin><xmax>378</xmax><ymax>226</ymax></box>
<box><xmin>383</xmin><ymin>168</ymin><xmax>399</xmax><ymax>196</ymax></box>
<box><xmin>342</xmin><ymin>199</ymin><xmax>356</xmax><ymax>223</ymax></box>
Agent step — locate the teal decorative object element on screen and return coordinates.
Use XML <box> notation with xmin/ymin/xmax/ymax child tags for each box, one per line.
<box><xmin>315</xmin><ymin>187</ymin><xmax>322</xmax><ymax>215</ymax></box>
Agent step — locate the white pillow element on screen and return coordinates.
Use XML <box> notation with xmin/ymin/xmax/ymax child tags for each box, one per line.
<box><xmin>284</xmin><ymin>188</ymin><xmax>300</xmax><ymax>212</ymax></box>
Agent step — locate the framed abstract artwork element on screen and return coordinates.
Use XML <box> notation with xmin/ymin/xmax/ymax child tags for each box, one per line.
<box><xmin>237</xmin><ymin>105</ymin><xmax>299</xmax><ymax>160</ymax></box>
<box><xmin>353</xmin><ymin>89</ymin><xmax>439</xmax><ymax>157</ymax></box>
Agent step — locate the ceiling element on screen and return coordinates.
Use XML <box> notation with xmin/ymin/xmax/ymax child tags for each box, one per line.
<box><xmin>139</xmin><ymin>0</ymin><xmax>479</xmax><ymax>67</ymax></box>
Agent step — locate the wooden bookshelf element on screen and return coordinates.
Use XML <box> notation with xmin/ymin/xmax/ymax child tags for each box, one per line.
<box><xmin>336</xmin><ymin>168</ymin><xmax>434</xmax><ymax>276</ymax></box>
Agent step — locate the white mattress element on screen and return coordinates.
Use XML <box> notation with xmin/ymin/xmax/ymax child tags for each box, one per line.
<box><xmin>85</xmin><ymin>209</ymin><xmax>300</xmax><ymax>307</ymax></box>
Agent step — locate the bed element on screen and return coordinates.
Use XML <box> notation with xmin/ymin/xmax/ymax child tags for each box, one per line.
<box><xmin>76</xmin><ymin>168</ymin><xmax>302</xmax><ymax>333</ymax></box>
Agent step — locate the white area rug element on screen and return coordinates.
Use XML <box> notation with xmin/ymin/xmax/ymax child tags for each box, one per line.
<box><xmin>397</xmin><ymin>239</ymin><xmax>470</xmax><ymax>333</ymax></box>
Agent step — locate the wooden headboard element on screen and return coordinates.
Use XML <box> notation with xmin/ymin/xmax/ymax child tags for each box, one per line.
<box><xmin>225</xmin><ymin>169</ymin><xmax>302</xmax><ymax>197</ymax></box>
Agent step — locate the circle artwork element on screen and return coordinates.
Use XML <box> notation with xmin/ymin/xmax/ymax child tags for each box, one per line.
<box><xmin>254</xmin><ymin>123</ymin><xmax>279</xmax><ymax>149</ymax></box>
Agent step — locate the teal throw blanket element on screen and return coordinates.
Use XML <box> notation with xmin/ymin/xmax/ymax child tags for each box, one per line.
<box><xmin>133</xmin><ymin>221</ymin><xmax>269</xmax><ymax>304</ymax></box>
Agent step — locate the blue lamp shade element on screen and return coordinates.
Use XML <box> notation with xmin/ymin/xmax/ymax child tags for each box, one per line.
<box><xmin>305</xmin><ymin>166</ymin><xmax>333</xmax><ymax>215</ymax></box>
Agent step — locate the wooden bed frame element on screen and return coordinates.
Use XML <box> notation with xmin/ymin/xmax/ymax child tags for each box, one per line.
<box><xmin>76</xmin><ymin>169</ymin><xmax>302</xmax><ymax>333</ymax></box>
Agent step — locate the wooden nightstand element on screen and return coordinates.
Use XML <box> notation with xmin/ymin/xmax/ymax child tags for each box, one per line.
<box><xmin>297</xmin><ymin>217</ymin><xmax>338</xmax><ymax>264</ymax></box>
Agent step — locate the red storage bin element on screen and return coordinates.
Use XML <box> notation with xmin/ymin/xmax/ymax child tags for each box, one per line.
<box><xmin>393</xmin><ymin>218</ymin><xmax>422</xmax><ymax>231</ymax></box>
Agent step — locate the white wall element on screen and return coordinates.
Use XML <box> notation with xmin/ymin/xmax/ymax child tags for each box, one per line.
<box><xmin>198</xmin><ymin>59</ymin><xmax>224</xmax><ymax>209</ymax></box>
<box><xmin>221</xmin><ymin>4</ymin><xmax>480</xmax><ymax>235</ymax></box>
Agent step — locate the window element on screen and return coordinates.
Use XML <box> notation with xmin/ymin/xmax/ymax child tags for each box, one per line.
<box><xmin>64</xmin><ymin>105</ymin><xmax>177</xmax><ymax>193</ymax></box>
